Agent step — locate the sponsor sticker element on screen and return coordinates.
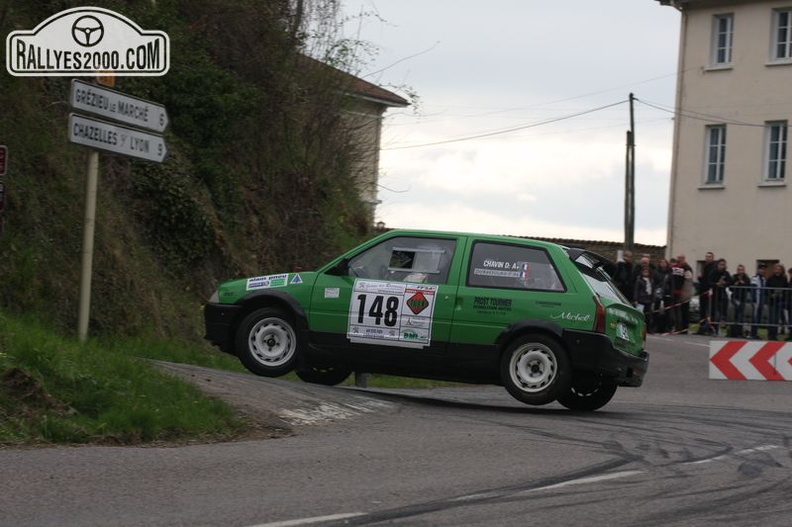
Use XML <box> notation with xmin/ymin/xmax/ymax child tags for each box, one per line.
<box><xmin>473</xmin><ymin>296</ymin><xmax>513</xmax><ymax>314</ymax></box>
<box><xmin>324</xmin><ymin>287</ymin><xmax>340</xmax><ymax>299</ymax></box>
<box><xmin>246</xmin><ymin>273</ymin><xmax>289</xmax><ymax>290</ymax></box>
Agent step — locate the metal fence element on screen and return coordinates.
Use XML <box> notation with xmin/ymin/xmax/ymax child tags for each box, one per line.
<box><xmin>650</xmin><ymin>285</ymin><xmax>792</xmax><ymax>338</ymax></box>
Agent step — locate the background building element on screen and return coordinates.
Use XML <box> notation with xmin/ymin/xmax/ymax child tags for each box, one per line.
<box><xmin>659</xmin><ymin>0</ymin><xmax>792</xmax><ymax>275</ymax></box>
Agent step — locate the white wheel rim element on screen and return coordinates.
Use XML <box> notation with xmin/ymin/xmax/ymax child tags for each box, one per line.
<box><xmin>248</xmin><ymin>317</ymin><xmax>296</xmax><ymax>367</ymax></box>
<box><xmin>509</xmin><ymin>343</ymin><xmax>557</xmax><ymax>393</ymax></box>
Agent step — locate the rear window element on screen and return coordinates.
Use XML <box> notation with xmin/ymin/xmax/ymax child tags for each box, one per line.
<box><xmin>572</xmin><ymin>252</ymin><xmax>627</xmax><ymax>303</ymax></box>
<box><xmin>468</xmin><ymin>241</ymin><xmax>564</xmax><ymax>291</ymax></box>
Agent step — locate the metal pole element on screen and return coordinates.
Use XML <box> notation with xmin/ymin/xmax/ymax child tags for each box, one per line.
<box><xmin>78</xmin><ymin>150</ymin><xmax>99</xmax><ymax>342</ymax></box>
<box><xmin>625</xmin><ymin>93</ymin><xmax>636</xmax><ymax>251</ymax></box>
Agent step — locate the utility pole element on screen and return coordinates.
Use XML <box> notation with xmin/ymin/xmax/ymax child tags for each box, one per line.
<box><xmin>624</xmin><ymin>93</ymin><xmax>635</xmax><ymax>251</ymax></box>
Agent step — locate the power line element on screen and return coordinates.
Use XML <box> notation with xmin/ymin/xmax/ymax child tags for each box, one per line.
<box><xmin>383</xmin><ymin>99</ymin><xmax>629</xmax><ymax>150</ymax></box>
<box><xmin>635</xmin><ymin>98</ymin><xmax>767</xmax><ymax>127</ymax></box>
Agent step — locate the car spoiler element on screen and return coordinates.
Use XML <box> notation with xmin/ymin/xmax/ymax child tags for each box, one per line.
<box><xmin>566</xmin><ymin>248</ymin><xmax>617</xmax><ymax>278</ymax></box>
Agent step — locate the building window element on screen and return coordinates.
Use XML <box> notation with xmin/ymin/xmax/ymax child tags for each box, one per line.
<box><xmin>705</xmin><ymin>125</ymin><xmax>726</xmax><ymax>184</ymax></box>
<box><xmin>765</xmin><ymin>121</ymin><xmax>787</xmax><ymax>182</ymax></box>
<box><xmin>773</xmin><ymin>9</ymin><xmax>792</xmax><ymax>60</ymax></box>
<box><xmin>712</xmin><ymin>14</ymin><xmax>734</xmax><ymax>65</ymax></box>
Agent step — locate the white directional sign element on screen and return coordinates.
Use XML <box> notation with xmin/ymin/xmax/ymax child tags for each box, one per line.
<box><xmin>68</xmin><ymin>113</ymin><xmax>167</xmax><ymax>163</ymax></box>
<box><xmin>70</xmin><ymin>79</ymin><xmax>169</xmax><ymax>133</ymax></box>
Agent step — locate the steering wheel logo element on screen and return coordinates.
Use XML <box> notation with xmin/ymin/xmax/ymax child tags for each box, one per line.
<box><xmin>71</xmin><ymin>15</ymin><xmax>104</xmax><ymax>47</ymax></box>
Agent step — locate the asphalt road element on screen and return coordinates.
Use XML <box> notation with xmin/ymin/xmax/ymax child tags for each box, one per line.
<box><xmin>1</xmin><ymin>334</ymin><xmax>790</xmax><ymax>527</ymax></box>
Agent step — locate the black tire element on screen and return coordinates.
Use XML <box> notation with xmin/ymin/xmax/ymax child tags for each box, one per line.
<box><xmin>500</xmin><ymin>334</ymin><xmax>571</xmax><ymax>406</ymax></box>
<box><xmin>557</xmin><ymin>371</ymin><xmax>618</xmax><ymax>412</ymax></box>
<box><xmin>295</xmin><ymin>365</ymin><xmax>352</xmax><ymax>386</ymax></box>
<box><xmin>235</xmin><ymin>308</ymin><xmax>299</xmax><ymax>377</ymax></box>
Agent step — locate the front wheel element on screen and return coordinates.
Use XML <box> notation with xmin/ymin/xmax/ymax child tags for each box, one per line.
<box><xmin>556</xmin><ymin>371</ymin><xmax>618</xmax><ymax>412</ymax></box>
<box><xmin>295</xmin><ymin>365</ymin><xmax>352</xmax><ymax>386</ymax></box>
<box><xmin>235</xmin><ymin>308</ymin><xmax>299</xmax><ymax>377</ymax></box>
<box><xmin>500</xmin><ymin>334</ymin><xmax>571</xmax><ymax>406</ymax></box>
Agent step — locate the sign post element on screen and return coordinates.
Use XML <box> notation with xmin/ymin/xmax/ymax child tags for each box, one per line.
<box><xmin>77</xmin><ymin>151</ymin><xmax>99</xmax><ymax>342</ymax></box>
<box><xmin>68</xmin><ymin>82</ymin><xmax>169</xmax><ymax>341</ymax></box>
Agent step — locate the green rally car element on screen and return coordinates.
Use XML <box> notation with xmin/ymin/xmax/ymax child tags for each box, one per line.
<box><xmin>204</xmin><ymin>229</ymin><xmax>648</xmax><ymax>411</ymax></box>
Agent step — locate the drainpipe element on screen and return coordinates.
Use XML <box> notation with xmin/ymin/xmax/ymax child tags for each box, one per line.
<box><xmin>666</xmin><ymin>4</ymin><xmax>688</xmax><ymax>258</ymax></box>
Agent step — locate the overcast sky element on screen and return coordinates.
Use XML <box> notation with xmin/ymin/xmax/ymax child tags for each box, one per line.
<box><xmin>340</xmin><ymin>0</ymin><xmax>682</xmax><ymax>246</ymax></box>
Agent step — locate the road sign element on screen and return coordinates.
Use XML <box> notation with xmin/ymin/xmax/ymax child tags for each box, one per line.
<box><xmin>0</xmin><ymin>145</ymin><xmax>7</xmax><ymax>175</ymax></box>
<box><xmin>70</xmin><ymin>79</ymin><xmax>169</xmax><ymax>133</ymax></box>
<box><xmin>709</xmin><ymin>340</ymin><xmax>792</xmax><ymax>381</ymax></box>
<box><xmin>68</xmin><ymin>113</ymin><xmax>167</xmax><ymax>163</ymax></box>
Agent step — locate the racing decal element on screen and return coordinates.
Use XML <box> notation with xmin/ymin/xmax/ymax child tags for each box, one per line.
<box><xmin>290</xmin><ymin>274</ymin><xmax>303</xmax><ymax>285</ymax></box>
<box><xmin>324</xmin><ymin>287</ymin><xmax>340</xmax><ymax>299</ymax></box>
<box><xmin>551</xmin><ymin>312</ymin><xmax>592</xmax><ymax>323</ymax></box>
<box><xmin>246</xmin><ymin>273</ymin><xmax>289</xmax><ymax>290</ymax></box>
<box><xmin>473</xmin><ymin>260</ymin><xmax>531</xmax><ymax>279</ymax></box>
<box><xmin>347</xmin><ymin>280</ymin><xmax>438</xmax><ymax>348</ymax></box>
<box><xmin>406</xmin><ymin>292</ymin><xmax>430</xmax><ymax>314</ymax></box>
<box><xmin>473</xmin><ymin>296</ymin><xmax>513</xmax><ymax>314</ymax></box>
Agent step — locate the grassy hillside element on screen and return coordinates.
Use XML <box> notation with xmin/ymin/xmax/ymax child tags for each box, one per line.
<box><xmin>0</xmin><ymin>0</ymin><xmax>374</xmax><ymax>343</ymax></box>
<box><xmin>0</xmin><ymin>310</ymin><xmax>264</xmax><ymax>445</ymax></box>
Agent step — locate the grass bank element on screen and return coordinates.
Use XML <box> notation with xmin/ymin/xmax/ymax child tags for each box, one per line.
<box><xmin>0</xmin><ymin>311</ymin><xmax>251</xmax><ymax>446</ymax></box>
<box><xmin>0</xmin><ymin>310</ymin><xmax>460</xmax><ymax>446</ymax></box>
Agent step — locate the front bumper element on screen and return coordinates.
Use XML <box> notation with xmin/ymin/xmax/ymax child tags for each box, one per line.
<box><xmin>562</xmin><ymin>330</ymin><xmax>649</xmax><ymax>387</ymax></box>
<box><xmin>203</xmin><ymin>302</ymin><xmax>242</xmax><ymax>354</ymax></box>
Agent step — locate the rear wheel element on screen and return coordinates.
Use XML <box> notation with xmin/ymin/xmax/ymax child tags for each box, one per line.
<box><xmin>500</xmin><ymin>334</ymin><xmax>571</xmax><ymax>406</ymax></box>
<box><xmin>296</xmin><ymin>365</ymin><xmax>352</xmax><ymax>386</ymax></box>
<box><xmin>235</xmin><ymin>308</ymin><xmax>299</xmax><ymax>377</ymax></box>
<box><xmin>557</xmin><ymin>371</ymin><xmax>618</xmax><ymax>411</ymax></box>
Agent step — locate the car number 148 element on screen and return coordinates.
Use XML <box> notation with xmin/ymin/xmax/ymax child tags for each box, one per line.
<box><xmin>346</xmin><ymin>280</ymin><xmax>438</xmax><ymax>348</ymax></box>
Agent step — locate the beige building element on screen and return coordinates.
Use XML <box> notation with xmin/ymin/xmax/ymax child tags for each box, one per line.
<box><xmin>659</xmin><ymin>0</ymin><xmax>792</xmax><ymax>274</ymax></box>
<box><xmin>342</xmin><ymin>73</ymin><xmax>409</xmax><ymax>221</ymax></box>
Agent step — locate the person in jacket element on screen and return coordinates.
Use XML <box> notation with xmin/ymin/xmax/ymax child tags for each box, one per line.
<box><xmin>696</xmin><ymin>251</ymin><xmax>717</xmax><ymax>335</ymax></box>
<box><xmin>614</xmin><ymin>250</ymin><xmax>635</xmax><ymax>303</ymax></box>
<box><xmin>671</xmin><ymin>255</ymin><xmax>693</xmax><ymax>333</ymax></box>
<box><xmin>634</xmin><ymin>267</ymin><xmax>655</xmax><ymax>331</ymax></box>
<box><xmin>653</xmin><ymin>258</ymin><xmax>672</xmax><ymax>333</ymax></box>
<box><xmin>750</xmin><ymin>263</ymin><xmax>768</xmax><ymax>339</ymax></box>
<box><xmin>708</xmin><ymin>258</ymin><xmax>731</xmax><ymax>335</ymax></box>
<box><xmin>730</xmin><ymin>264</ymin><xmax>751</xmax><ymax>337</ymax></box>
<box><xmin>766</xmin><ymin>263</ymin><xmax>789</xmax><ymax>340</ymax></box>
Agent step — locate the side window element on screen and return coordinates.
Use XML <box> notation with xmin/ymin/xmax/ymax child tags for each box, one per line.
<box><xmin>468</xmin><ymin>242</ymin><xmax>564</xmax><ymax>291</ymax></box>
<box><xmin>347</xmin><ymin>237</ymin><xmax>456</xmax><ymax>284</ymax></box>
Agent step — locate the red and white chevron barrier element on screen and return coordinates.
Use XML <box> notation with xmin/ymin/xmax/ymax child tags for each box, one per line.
<box><xmin>709</xmin><ymin>341</ymin><xmax>792</xmax><ymax>381</ymax></box>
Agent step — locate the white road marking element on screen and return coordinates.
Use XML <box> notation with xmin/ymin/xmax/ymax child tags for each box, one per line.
<box><xmin>523</xmin><ymin>470</ymin><xmax>645</xmax><ymax>493</ymax></box>
<box><xmin>447</xmin><ymin>491</ymin><xmax>502</xmax><ymax>502</ymax></box>
<box><xmin>278</xmin><ymin>400</ymin><xmax>394</xmax><ymax>425</ymax></box>
<box><xmin>686</xmin><ymin>444</ymin><xmax>779</xmax><ymax>465</ymax></box>
<box><xmin>249</xmin><ymin>512</ymin><xmax>366</xmax><ymax>527</ymax></box>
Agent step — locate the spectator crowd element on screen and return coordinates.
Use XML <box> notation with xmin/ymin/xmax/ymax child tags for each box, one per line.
<box><xmin>612</xmin><ymin>250</ymin><xmax>792</xmax><ymax>340</ymax></box>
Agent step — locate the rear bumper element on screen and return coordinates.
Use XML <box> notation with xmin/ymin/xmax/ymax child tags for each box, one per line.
<box><xmin>203</xmin><ymin>302</ymin><xmax>241</xmax><ymax>354</ymax></box>
<box><xmin>562</xmin><ymin>330</ymin><xmax>649</xmax><ymax>387</ymax></box>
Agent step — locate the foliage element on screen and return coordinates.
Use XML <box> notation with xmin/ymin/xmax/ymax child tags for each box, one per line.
<box><xmin>0</xmin><ymin>0</ymin><xmax>380</xmax><ymax>341</ymax></box>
